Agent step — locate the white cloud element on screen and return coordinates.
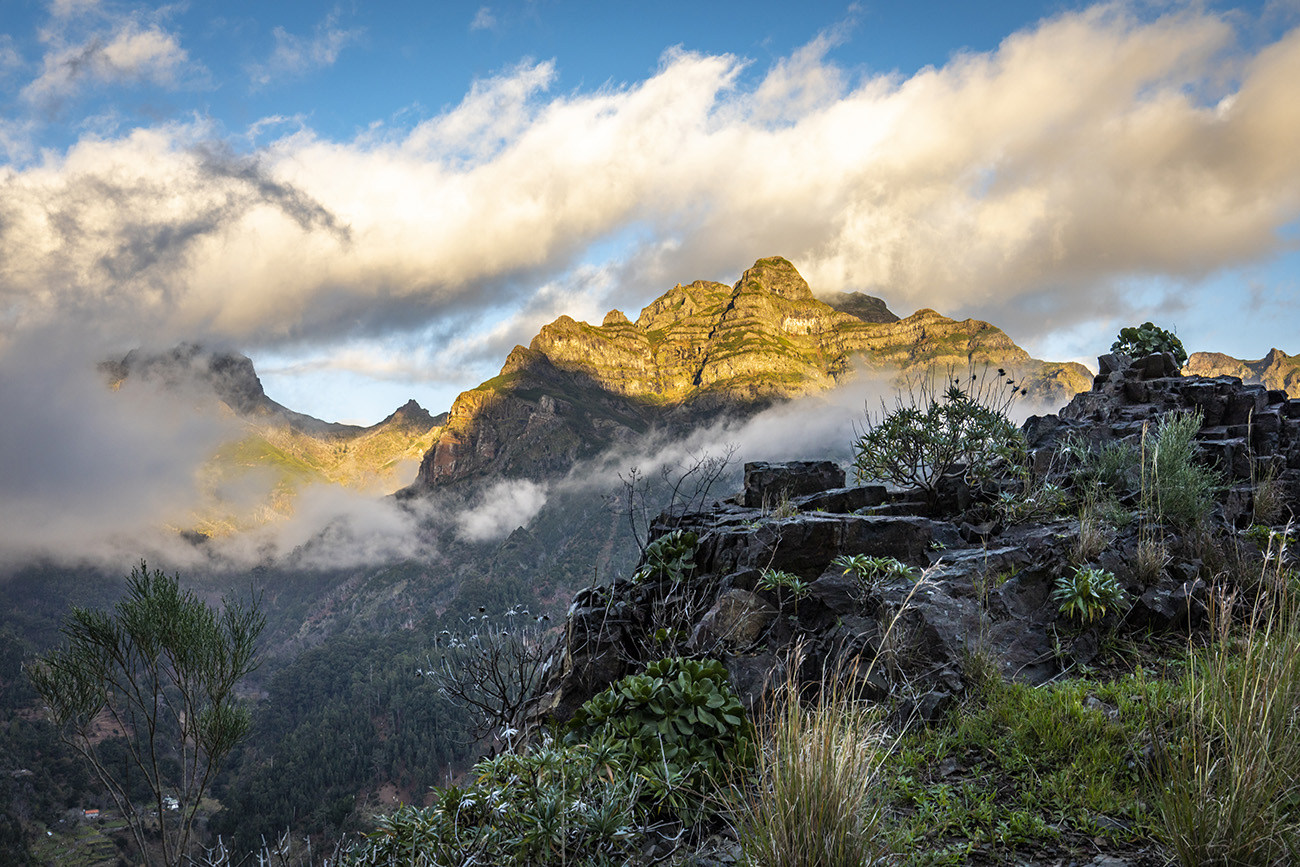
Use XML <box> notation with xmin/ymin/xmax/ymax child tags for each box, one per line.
<box><xmin>455</xmin><ymin>479</ymin><xmax>549</xmax><ymax>542</ymax></box>
<box><xmin>0</xmin><ymin>35</ymin><xmax>22</xmax><ymax>75</ymax></box>
<box><xmin>23</xmin><ymin>16</ymin><xmax>196</xmax><ymax>103</ymax></box>
<box><xmin>248</xmin><ymin>11</ymin><xmax>363</xmax><ymax>87</ymax></box>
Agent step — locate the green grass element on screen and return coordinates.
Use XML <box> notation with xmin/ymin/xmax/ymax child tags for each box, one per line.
<box><xmin>737</xmin><ymin>654</ymin><xmax>892</xmax><ymax>867</ymax></box>
<box><xmin>213</xmin><ymin>436</ymin><xmax>326</xmax><ymax>481</ymax></box>
<box><xmin>879</xmin><ymin>663</ymin><xmax>1173</xmax><ymax>865</ymax></box>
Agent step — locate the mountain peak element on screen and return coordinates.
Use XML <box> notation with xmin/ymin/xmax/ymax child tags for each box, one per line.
<box><xmin>734</xmin><ymin>256</ymin><xmax>813</xmax><ymax>301</ymax></box>
<box><xmin>822</xmin><ymin>291</ymin><xmax>900</xmax><ymax>324</ymax></box>
<box><xmin>409</xmin><ymin>255</ymin><xmax>1092</xmax><ymax>490</ymax></box>
<box><xmin>1185</xmin><ymin>347</ymin><xmax>1300</xmax><ymax>393</ymax></box>
<box><xmin>101</xmin><ymin>343</ymin><xmax>269</xmax><ymax>415</ymax></box>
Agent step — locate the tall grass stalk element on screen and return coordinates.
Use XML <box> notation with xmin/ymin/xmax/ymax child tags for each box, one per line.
<box><xmin>738</xmin><ymin>647</ymin><xmax>893</xmax><ymax>867</ymax></box>
<box><xmin>1154</xmin><ymin>536</ymin><xmax>1300</xmax><ymax>865</ymax></box>
<box><xmin>1149</xmin><ymin>410</ymin><xmax>1219</xmax><ymax>530</ymax></box>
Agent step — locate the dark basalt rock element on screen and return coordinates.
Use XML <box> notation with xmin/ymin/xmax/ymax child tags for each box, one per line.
<box><xmin>527</xmin><ymin>352</ymin><xmax>1300</xmax><ymax>730</ymax></box>
<box><xmin>741</xmin><ymin>461</ymin><xmax>845</xmax><ymax>508</ymax></box>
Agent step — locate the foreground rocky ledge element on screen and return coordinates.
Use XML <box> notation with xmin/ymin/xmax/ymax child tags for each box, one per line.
<box><xmin>529</xmin><ymin>351</ymin><xmax>1300</xmax><ymax>728</ymax></box>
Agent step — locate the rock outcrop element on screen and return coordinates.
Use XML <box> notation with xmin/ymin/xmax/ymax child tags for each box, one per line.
<box><xmin>410</xmin><ymin>257</ymin><xmax>1092</xmax><ymax>489</ymax></box>
<box><xmin>528</xmin><ymin>353</ymin><xmax>1300</xmax><ymax>728</ymax></box>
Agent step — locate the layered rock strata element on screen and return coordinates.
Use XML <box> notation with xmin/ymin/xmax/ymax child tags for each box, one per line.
<box><xmin>411</xmin><ymin>256</ymin><xmax>1092</xmax><ymax>489</ymax></box>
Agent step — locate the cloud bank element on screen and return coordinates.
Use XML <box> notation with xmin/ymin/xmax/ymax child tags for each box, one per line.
<box><xmin>0</xmin><ymin>5</ymin><xmax>1296</xmax><ymax>366</ymax></box>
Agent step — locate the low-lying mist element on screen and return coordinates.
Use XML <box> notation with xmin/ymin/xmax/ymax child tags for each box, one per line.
<box><xmin>0</xmin><ymin>344</ymin><xmax>1066</xmax><ymax>579</ymax></box>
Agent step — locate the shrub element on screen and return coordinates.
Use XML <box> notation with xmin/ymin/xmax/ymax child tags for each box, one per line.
<box><xmin>565</xmin><ymin>657</ymin><xmax>752</xmax><ymax>822</ymax></box>
<box><xmin>1053</xmin><ymin>566</ymin><xmax>1127</xmax><ymax>624</ymax></box>
<box><xmin>1153</xmin><ymin>563</ymin><xmax>1300</xmax><ymax>865</ymax></box>
<box><xmin>346</xmin><ymin>739</ymin><xmax>641</xmax><ymax>866</ymax></box>
<box><xmin>1111</xmin><ymin>321</ymin><xmax>1187</xmax><ymax>368</ymax></box>
<box><xmin>633</xmin><ymin>530</ymin><xmax>699</xmax><ymax>584</ymax></box>
<box><xmin>1067</xmin><ymin>435</ymin><xmax>1140</xmax><ymax>496</ymax></box>
<box><xmin>851</xmin><ymin>368</ymin><xmax>1025</xmax><ymax>503</ymax></box>
<box><xmin>737</xmin><ymin>651</ymin><xmax>891</xmax><ymax>867</ymax></box>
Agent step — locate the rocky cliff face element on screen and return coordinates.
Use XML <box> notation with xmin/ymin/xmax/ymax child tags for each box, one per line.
<box><xmin>410</xmin><ymin>256</ymin><xmax>1093</xmax><ymax>490</ymax></box>
<box><xmin>1185</xmin><ymin>348</ymin><xmax>1300</xmax><ymax>395</ymax></box>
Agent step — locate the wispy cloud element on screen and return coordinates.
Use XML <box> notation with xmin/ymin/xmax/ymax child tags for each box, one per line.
<box><xmin>470</xmin><ymin>6</ymin><xmax>497</xmax><ymax>33</ymax></box>
<box><xmin>248</xmin><ymin>10</ymin><xmax>363</xmax><ymax>88</ymax></box>
<box><xmin>22</xmin><ymin>3</ymin><xmax>203</xmax><ymax>105</ymax></box>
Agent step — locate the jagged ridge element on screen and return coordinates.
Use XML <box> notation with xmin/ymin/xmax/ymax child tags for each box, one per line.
<box><xmin>410</xmin><ymin>256</ymin><xmax>1093</xmax><ymax>489</ymax></box>
<box><xmin>105</xmin><ymin>345</ymin><xmax>445</xmax><ymax>535</ymax></box>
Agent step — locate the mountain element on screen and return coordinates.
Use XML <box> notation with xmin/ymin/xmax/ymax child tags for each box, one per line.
<box><xmin>103</xmin><ymin>345</ymin><xmax>445</xmax><ymax>534</ymax></box>
<box><xmin>407</xmin><ymin>256</ymin><xmax>1092</xmax><ymax>490</ymax></box>
<box><xmin>1184</xmin><ymin>348</ymin><xmax>1300</xmax><ymax>394</ymax></box>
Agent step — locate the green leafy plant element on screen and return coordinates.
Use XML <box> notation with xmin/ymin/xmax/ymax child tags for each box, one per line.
<box><xmin>833</xmin><ymin>554</ymin><xmax>918</xmax><ymax>598</ymax></box>
<box><xmin>565</xmin><ymin>657</ymin><xmax>752</xmax><ymax>822</ymax></box>
<box><xmin>1053</xmin><ymin>566</ymin><xmax>1127</xmax><ymax>624</ymax></box>
<box><xmin>758</xmin><ymin>567</ymin><xmax>811</xmax><ymax>601</ymax></box>
<box><xmin>346</xmin><ymin>738</ymin><xmax>642</xmax><ymax>866</ymax></box>
<box><xmin>633</xmin><ymin>529</ymin><xmax>699</xmax><ymax>584</ymax></box>
<box><xmin>1111</xmin><ymin>321</ymin><xmax>1188</xmax><ymax>367</ymax></box>
<box><xmin>1244</xmin><ymin>523</ymin><xmax>1292</xmax><ymax>553</ymax></box>
<box><xmin>851</xmin><ymin>367</ymin><xmax>1025</xmax><ymax>504</ymax></box>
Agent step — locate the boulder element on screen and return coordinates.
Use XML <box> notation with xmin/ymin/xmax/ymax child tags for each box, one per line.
<box><xmin>688</xmin><ymin>589</ymin><xmax>778</xmax><ymax>653</ymax></box>
<box><xmin>743</xmin><ymin>461</ymin><xmax>845</xmax><ymax>508</ymax></box>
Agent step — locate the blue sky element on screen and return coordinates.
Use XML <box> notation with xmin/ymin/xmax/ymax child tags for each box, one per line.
<box><xmin>2</xmin><ymin>0</ymin><xmax>1299</xmax><ymax>424</ymax></box>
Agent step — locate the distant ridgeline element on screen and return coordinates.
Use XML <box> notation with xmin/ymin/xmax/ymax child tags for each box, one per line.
<box><xmin>102</xmin><ymin>344</ymin><xmax>445</xmax><ymax>537</ymax></box>
<box><xmin>1184</xmin><ymin>348</ymin><xmax>1300</xmax><ymax>395</ymax></box>
<box><xmin>103</xmin><ymin>257</ymin><xmax>1093</xmax><ymax>535</ymax></box>
<box><xmin>403</xmin><ymin>256</ymin><xmax>1092</xmax><ymax>491</ymax></box>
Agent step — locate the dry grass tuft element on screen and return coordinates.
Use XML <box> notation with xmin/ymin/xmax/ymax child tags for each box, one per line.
<box><xmin>1154</xmin><ymin>532</ymin><xmax>1300</xmax><ymax>866</ymax></box>
<box><xmin>737</xmin><ymin>647</ymin><xmax>894</xmax><ymax>867</ymax></box>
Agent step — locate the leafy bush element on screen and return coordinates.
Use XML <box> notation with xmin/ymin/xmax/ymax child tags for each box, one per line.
<box><xmin>1053</xmin><ymin>566</ymin><xmax>1127</xmax><ymax>624</ymax></box>
<box><xmin>633</xmin><ymin>530</ymin><xmax>699</xmax><ymax>584</ymax></box>
<box><xmin>565</xmin><ymin>657</ymin><xmax>752</xmax><ymax>821</ymax></box>
<box><xmin>851</xmin><ymin>369</ymin><xmax>1025</xmax><ymax>503</ymax></box>
<box><xmin>345</xmin><ymin>739</ymin><xmax>641</xmax><ymax>866</ymax></box>
<box><xmin>1111</xmin><ymin>321</ymin><xmax>1187</xmax><ymax>368</ymax></box>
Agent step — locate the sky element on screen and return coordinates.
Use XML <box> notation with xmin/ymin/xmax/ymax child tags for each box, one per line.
<box><xmin>2</xmin><ymin>0</ymin><xmax>1300</xmax><ymax>568</ymax></box>
<box><xmin>1</xmin><ymin>0</ymin><xmax>1298</xmax><ymax>428</ymax></box>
